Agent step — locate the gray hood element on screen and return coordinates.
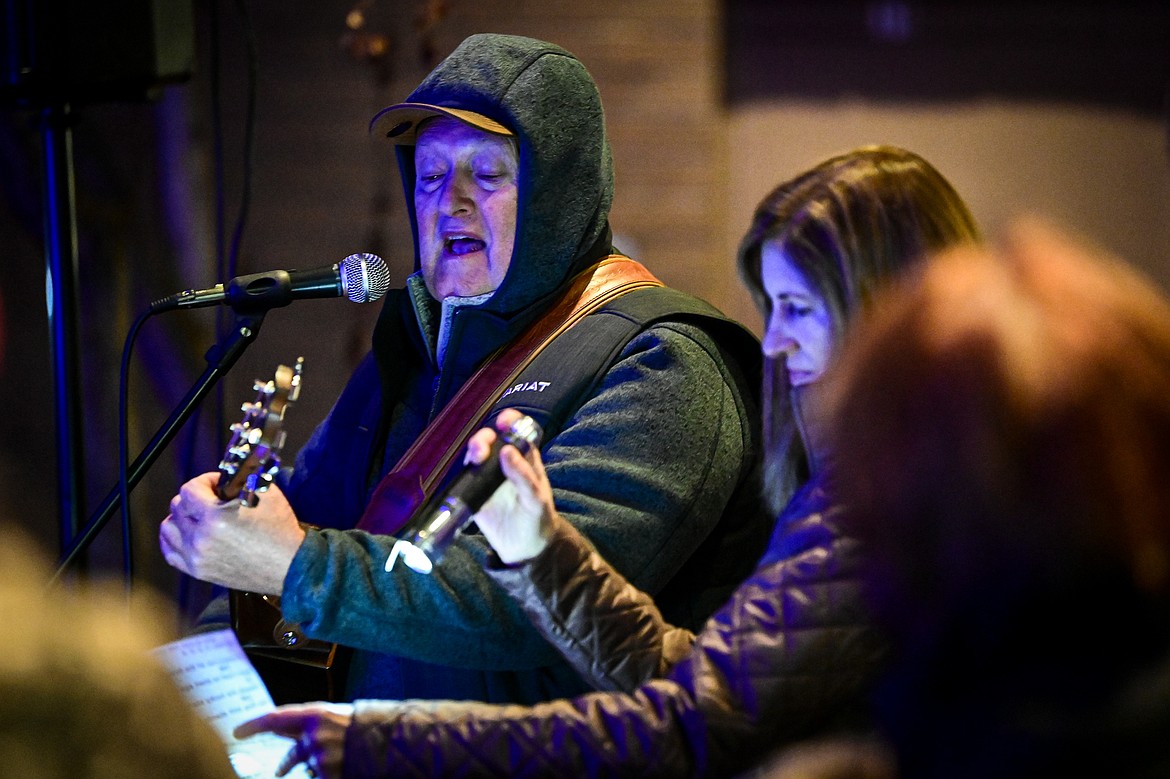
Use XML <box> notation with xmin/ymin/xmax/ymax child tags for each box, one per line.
<box><xmin>373</xmin><ymin>33</ymin><xmax>615</xmax><ymax>318</ymax></box>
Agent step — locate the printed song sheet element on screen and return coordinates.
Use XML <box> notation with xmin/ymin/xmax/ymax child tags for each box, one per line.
<box><xmin>153</xmin><ymin>628</ymin><xmax>310</xmax><ymax>779</ymax></box>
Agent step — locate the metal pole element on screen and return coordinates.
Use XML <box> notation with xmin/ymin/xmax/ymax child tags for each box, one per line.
<box><xmin>41</xmin><ymin>101</ymin><xmax>86</xmax><ymax>558</ymax></box>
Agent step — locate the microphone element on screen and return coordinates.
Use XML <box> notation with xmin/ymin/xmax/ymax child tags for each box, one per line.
<box><xmin>387</xmin><ymin>415</ymin><xmax>544</xmax><ymax>575</ymax></box>
<box><xmin>150</xmin><ymin>252</ymin><xmax>391</xmax><ymax>313</ymax></box>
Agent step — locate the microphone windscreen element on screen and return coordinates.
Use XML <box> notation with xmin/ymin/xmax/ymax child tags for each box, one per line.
<box><xmin>341</xmin><ymin>253</ymin><xmax>391</xmax><ymax>303</ymax></box>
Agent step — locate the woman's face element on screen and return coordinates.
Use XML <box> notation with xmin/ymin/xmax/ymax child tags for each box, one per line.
<box><xmin>760</xmin><ymin>240</ymin><xmax>834</xmax><ymax>387</ymax></box>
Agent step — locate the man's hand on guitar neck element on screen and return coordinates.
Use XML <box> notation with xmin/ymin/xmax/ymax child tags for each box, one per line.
<box><xmin>160</xmin><ymin>471</ymin><xmax>307</xmax><ymax>594</ymax></box>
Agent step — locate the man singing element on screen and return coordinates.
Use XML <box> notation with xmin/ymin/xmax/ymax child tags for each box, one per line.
<box><xmin>160</xmin><ymin>33</ymin><xmax>768</xmax><ymax>706</ymax></box>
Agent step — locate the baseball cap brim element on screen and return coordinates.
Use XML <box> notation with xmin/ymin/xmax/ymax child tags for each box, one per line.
<box><xmin>369</xmin><ymin>103</ymin><xmax>514</xmax><ymax>144</ymax></box>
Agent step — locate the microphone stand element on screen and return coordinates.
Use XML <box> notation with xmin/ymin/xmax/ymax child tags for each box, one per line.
<box><xmin>49</xmin><ymin>309</ymin><xmax>268</xmax><ymax>587</ymax></box>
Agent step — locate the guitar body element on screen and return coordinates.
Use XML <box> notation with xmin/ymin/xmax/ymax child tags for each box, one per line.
<box><xmin>229</xmin><ymin>590</ymin><xmax>347</xmax><ymax>704</ymax></box>
<box><xmin>217</xmin><ymin>359</ymin><xmax>346</xmax><ymax>704</ymax></box>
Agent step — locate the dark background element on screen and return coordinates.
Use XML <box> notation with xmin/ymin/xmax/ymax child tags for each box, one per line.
<box><xmin>1</xmin><ymin>0</ymin><xmax>1166</xmax><ymax>621</ymax></box>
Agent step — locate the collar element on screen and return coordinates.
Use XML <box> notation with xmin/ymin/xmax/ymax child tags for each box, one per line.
<box><xmin>405</xmin><ymin>272</ymin><xmax>495</xmax><ymax>368</ymax></box>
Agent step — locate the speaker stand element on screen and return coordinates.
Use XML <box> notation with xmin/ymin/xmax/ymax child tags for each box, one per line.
<box><xmin>40</xmin><ymin>100</ymin><xmax>87</xmax><ymax>560</ymax></box>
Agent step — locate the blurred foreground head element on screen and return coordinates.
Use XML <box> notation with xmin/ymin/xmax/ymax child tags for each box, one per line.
<box><xmin>1</xmin><ymin>529</ymin><xmax>235</xmax><ymax>778</ymax></box>
<box><xmin>823</xmin><ymin>219</ymin><xmax>1170</xmax><ymax>776</ymax></box>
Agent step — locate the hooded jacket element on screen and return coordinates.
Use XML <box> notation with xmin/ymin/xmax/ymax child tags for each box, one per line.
<box><xmin>272</xmin><ymin>34</ymin><xmax>771</xmax><ymax>704</ymax></box>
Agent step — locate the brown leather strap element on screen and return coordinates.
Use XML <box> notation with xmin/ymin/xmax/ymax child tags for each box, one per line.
<box><xmin>356</xmin><ymin>255</ymin><xmax>663</xmax><ymax>535</ymax></box>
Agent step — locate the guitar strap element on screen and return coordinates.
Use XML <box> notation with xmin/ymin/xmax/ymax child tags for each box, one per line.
<box><xmin>355</xmin><ymin>255</ymin><xmax>663</xmax><ymax>536</ymax></box>
<box><xmin>234</xmin><ymin>256</ymin><xmax>762</xmax><ymax>704</ymax></box>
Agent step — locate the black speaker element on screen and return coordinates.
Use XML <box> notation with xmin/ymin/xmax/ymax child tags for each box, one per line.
<box><xmin>2</xmin><ymin>0</ymin><xmax>195</xmax><ymax>105</ymax></box>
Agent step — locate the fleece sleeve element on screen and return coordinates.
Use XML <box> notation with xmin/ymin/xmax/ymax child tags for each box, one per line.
<box><xmin>277</xmin><ymin>322</ymin><xmax>749</xmax><ymax>669</ymax></box>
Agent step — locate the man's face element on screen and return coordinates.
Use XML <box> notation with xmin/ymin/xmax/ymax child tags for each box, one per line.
<box><xmin>414</xmin><ymin>117</ymin><xmax>519</xmax><ymax>300</ymax></box>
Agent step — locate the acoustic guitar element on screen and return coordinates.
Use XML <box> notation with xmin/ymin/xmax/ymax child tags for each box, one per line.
<box><xmin>217</xmin><ymin>359</ymin><xmax>344</xmax><ymax>704</ymax></box>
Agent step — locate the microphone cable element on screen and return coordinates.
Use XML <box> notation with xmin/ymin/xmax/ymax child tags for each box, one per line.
<box><xmin>118</xmin><ymin>306</ymin><xmax>156</xmax><ymax>590</ymax></box>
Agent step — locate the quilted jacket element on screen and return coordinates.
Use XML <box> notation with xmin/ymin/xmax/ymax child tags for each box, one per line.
<box><xmin>341</xmin><ymin>477</ymin><xmax>886</xmax><ymax>777</ymax></box>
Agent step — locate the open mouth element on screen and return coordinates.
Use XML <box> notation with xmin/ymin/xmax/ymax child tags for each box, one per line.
<box><xmin>445</xmin><ymin>235</ymin><xmax>487</xmax><ymax>256</ymax></box>
<box><xmin>786</xmin><ymin>368</ymin><xmax>816</xmax><ymax>385</ymax></box>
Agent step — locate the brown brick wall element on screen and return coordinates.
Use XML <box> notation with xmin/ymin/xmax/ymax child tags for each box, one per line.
<box><xmin>367</xmin><ymin>0</ymin><xmax>734</xmax><ymax>309</ymax></box>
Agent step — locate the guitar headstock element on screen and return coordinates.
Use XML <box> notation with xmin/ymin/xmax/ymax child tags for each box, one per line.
<box><xmin>217</xmin><ymin>358</ymin><xmax>304</xmax><ymax>506</ymax></box>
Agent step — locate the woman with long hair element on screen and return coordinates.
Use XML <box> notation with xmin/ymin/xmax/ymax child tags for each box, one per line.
<box><xmin>736</xmin><ymin>145</ymin><xmax>979</xmax><ymax>516</ymax></box>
